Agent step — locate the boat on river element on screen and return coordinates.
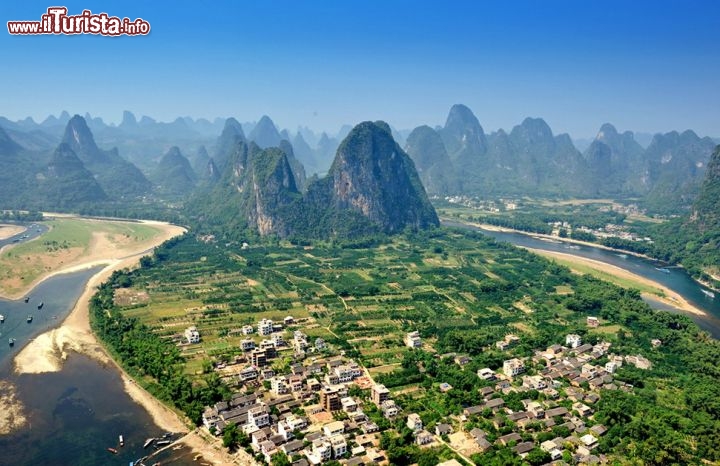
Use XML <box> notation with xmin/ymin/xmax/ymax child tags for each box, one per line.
<box><xmin>143</xmin><ymin>437</ymin><xmax>155</xmax><ymax>448</ymax></box>
<box><xmin>27</xmin><ymin>315</ymin><xmax>33</xmax><ymax>323</ymax></box>
<box><xmin>655</xmin><ymin>267</ymin><xmax>670</xmax><ymax>273</ymax></box>
<box><xmin>119</xmin><ymin>434</ymin><xmax>124</xmax><ymax>446</ymax></box>
<box><xmin>9</xmin><ymin>338</ymin><xmax>15</xmax><ymax>347</ymax></box>
<box><xmin>107</xmin><ymin>447</ymin><xmax>118</xmax><ymax>454</ymax></box>
<box><xmin>701</xmin><ymin>289</ymin><xmax>716</xmax><ymax>299</ymax></box>
<box><xmin>24</xmin><ymin>296</ymin><xmax>29</xmax><ymax>303</ymax></box>
<box><xmin>0</xmin><ymin>314</ymin><xmax>4</xmax><ymax>323</ymax></box>
<box><xmin>37</xmin><ymin>302</ymin><xmax>44</xmax><ymax>309</ymax></box>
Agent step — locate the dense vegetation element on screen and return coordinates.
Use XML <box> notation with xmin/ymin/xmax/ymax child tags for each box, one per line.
<box><xmin>92</xmin><ymin>226</ymin><xmax>720</xmax><ymax>464</ymax></box>
<box><xmin>89</xmin><ymin>266</ymin><xmax>230</xmax><ymax>425</ymax></box>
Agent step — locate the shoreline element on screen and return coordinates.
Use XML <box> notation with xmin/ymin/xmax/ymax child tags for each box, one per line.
<box><xmin>528</xmin><ymin>248</ymin><xmax>706</xmax><ymax>317</ymax></box>
<box><xmin>8</xmin><ymin>219</ymin><xmax>250</xmax><ymax>464</ymax></box>
<box><xmin>0</xmin><ymin>217</ymin><xmax>177</xmax><ymax>300</ymax></box>
<box><xmin>446</xmin><ymin>218</ymin><xmax>657</xmax><ymax>261</ymax></box>
<box><xmin>443</xmin><ymin>218</ymin><xmax>708</xmax><ymax>318</ymax></box>
<box><xmin>0</xmin><ymin>224</ymin><xmax>25</xmax><ymax>241</ymax></box>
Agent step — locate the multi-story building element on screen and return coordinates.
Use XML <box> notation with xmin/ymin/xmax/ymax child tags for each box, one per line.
<box><xmin>407</xmin><ymin>413</ymin><xmax>423</xmax><ymax>431</ymax></box>
<box><xmin>258</xmin><ymin>318</ymin><xmax>274</xmax><ymax>336</ymax></box>
<box><xmin>566</xmin><ymin>334</ymin><xmax>582</xmax><ymax>349</ymax></box>
<box><xmin>503</xmin><ymin>358</ymin><xmax>526</xmax><ymax>378</ymax></box>
<box><xmin>320</xmin><ymin>386</ymin><xmax>342</xmax><ymax>412</ymax></box>
<box><xmin>251</xmin><ymin>348</ymin><xmax>267</xmax><ymax>367</ymax></box>
<box><xmin>405</xmin><ymin>331</ymin><xmax>422</xmax><ymax>348</ymax></box>
<box><xmin>247</xmin><ymin>404</ymin><xmax>270</xmax><ymax>429</ymax></box>
<box><xmin>240</xmin><ymin>339</ymin><xmax>255</xmax><ymax>351</ymax></box>
<box><xmin>372</xmin><ymin>384</ymin><xmax>390</xmax><ymax>406</ymax></box>
<box><xmin>185</xmin><ymin>326</ymin><xmax>201</xmax><ymax>344</ymax></box>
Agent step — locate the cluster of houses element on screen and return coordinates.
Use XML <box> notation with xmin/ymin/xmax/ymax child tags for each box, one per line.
<box><xmin>203</xmin><ymin>350</ymin><xmax>395</xmax><ymax>465</ymax></box>
<box><xmin>455</xmin><ymin>334</ymin><xmax>652</xmax><ymax>463</ymax></box>
<box><xmin>195</xmin><ymin>309</ymin><xmax>658</xmax><ymax>466</ymax></box>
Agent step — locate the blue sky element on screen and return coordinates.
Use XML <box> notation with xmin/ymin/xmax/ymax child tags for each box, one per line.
<box><xmin>1</xmin><ymin>0</ymin><xmax>719</xmax><ymax>138</ymax></box>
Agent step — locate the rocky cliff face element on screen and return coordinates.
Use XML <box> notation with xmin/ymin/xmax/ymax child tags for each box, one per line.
<box><xmin>326</xmin><ymin>121</ymin><xmax>439</xmax><ymax>234</ymax></box>
<box><xmin>198</xmin><ymin>121</ymin><xmax>439</xmax><ymax>238</ymax></box>
<box><xmin>689</xmin><ymin>145</ymin><xmax>720</xmax><ymax>233</ymax></box>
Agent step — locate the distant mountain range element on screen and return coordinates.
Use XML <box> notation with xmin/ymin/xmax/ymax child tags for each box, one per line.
<box><xmin>404</xmin><ymin>104</ymin><xmax>717</xmax><ymax>213</ymax></box>
<box><xmin>0</xmin><ymin>108</ymin><xmax>717</xmax><ymax>219</ymax></box>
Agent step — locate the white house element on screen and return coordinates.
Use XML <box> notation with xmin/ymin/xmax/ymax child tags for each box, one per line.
<box><xmin>185</xmin><ymin>326</ymin><xmax>200</xmax><ymax>344</ymax></box>
<box><xmin>240</xmin><ymin>339</ymin><xmax>255</xmax><ymax>351</ymax></box>
<box><xmin>405</xmin><ymin>331</ymin><xmax>422</xmax><ymax>348</ymax></box>
<box><xmin>258</xmin><ymin>318</ymin><xmax>274</xmax><ymax>336</ymax></box>
<box><xmin>566</xmin><ymin>334</ymin><xmax>582</xmax><ymax>348</ymax></box>
<box><xmin>502</xmin><ymin>358</ymin><xmax>526</xmax><ymax>378</ymax></box>
<box><xmin>407</xmin><ymin>413</ymin><xmax>423</xmax><ymax>431</ymax></box>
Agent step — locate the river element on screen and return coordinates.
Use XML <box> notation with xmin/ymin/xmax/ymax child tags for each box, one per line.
<box><xmin>444</xmin><ymin>220</ymin><xmax>720</xmax><ymax>338</ymax></box>
<box><xmin>0</xmin><ymin>224</ymin><xmax>195</xmax><ymax>466</ymax></box>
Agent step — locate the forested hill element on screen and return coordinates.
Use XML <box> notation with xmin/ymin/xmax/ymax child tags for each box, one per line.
<box><xmin>190</xmin><ymin>121</ymin><xmax>438</xmax><ymax>240</ymax></box>
<box><xmin>652</xmin><ymin>145</ymin><xmax>720</xmax><ymax>287</ymax></box>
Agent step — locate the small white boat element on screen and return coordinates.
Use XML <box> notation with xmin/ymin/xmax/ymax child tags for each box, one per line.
<box><xmin>701</xmin><ymin>289</ymin><xmax>716</xmax><ymax>299</ymax></box>
<box><xmin>0</xmin><ymin>315</ymin><xmax>4</xmax><ymax>323</ymax></box>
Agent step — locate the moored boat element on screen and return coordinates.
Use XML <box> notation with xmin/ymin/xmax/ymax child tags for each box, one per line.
<box><xmin>37</xmin><ymin>302</ymin><xmax>43</xmax><ymax>309</ymax></box>
<box><xmin>119</xmin><ymin>434</ymin><xmax>124</xmax><ymax>446</ymax></box>
<box><xmin>27</xmin><ymin>315</ymin><xmax>33</xmax><ymax>323</ymax></box>
<box><xmin>143</xmin><ymin>438</ymin><xmax>155</xmax><ymax>448</ymax></box>
<box><xmin>0</xmin><ymin>314</ymin><xmax>4</xmax><ymax>323</ymax></box>
<box><xmin>107</xmin><ymin>447</ymin><xmax>118</xmax><ymax>454</ymax></box>
<box><xmin>9</xmin><ymin>338</ymin><xmax>15</xmax><ymax>347</ymax></box>
<box><xmin>24</xmin><ymin>296</ymin><xmax>29</xmax><ymax>303</ymax></box>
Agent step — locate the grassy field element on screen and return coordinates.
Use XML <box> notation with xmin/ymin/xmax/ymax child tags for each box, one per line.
<box><xmin>0</xmin><ymin>217</ymin><xmax>164</xmax><ymax>296</ymax></box>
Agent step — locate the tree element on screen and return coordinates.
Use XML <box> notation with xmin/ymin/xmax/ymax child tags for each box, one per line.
<box><xmin>271</xmin><ymin>451</ymin><xmax>291</xmax><ymax>466</ymax></box>
<box><xmin>223</xmin><ymin>423</ymin><xmax>240</xmax><ymax>450</ymax></box>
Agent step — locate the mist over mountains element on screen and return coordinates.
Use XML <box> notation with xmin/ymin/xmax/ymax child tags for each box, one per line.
<box><xmin>0</xmin><ymin>106</ymin><xmax>717</xmax><ymax>223</ymax></box>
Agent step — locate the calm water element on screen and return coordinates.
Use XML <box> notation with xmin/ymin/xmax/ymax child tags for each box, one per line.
<box><xmin>0</xmin><ymin>267</ymin><xmax>102</xmax><ymax>368</ymax></box>
<box><xmin>0</xmin><ymin>224</ymin><xmax>195</xmax><ymax>466</ymax></box>
<box><xmin>444</xmin><ymin>220</ymin><xmax>720</xmax><ymax>338</ymax></box>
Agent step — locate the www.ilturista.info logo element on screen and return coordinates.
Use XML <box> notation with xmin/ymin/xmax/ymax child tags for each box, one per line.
<box><xmin>7</xmin><ymin>7</ymin><xmax>150</xmax><ymax>36</ymax></box>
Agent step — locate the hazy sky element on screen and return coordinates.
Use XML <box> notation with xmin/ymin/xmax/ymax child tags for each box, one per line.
<box><xmin>2</xmin><ymin>0</ymin><xmax>719</xmax><ymax>138</ymax></box>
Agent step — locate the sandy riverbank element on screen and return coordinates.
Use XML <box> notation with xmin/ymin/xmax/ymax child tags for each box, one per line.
<box><xmin>0</xmin><ymin>224</ymin><xmax>25</xmax><ymax>241</ymax></box>
<box><xmin>8</xmin><ymin>219</ymin><xmax>251</xmax><ymax>464</ymax></box>
<box><xmin>450</xmin><ymin>219</ymin><xmax>657</xmax><ymax>261</ymax></box>
<box><xmin>0</xmin><ymin>217</ymin><xmax>180</xmax><ymax>300</ymax></box>
<box><xmin>530</xmin><ymin>248</ymin><xmax>706</xmax><ymax>317</ymax></box>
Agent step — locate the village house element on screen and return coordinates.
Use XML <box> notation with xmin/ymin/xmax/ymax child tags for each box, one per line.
<box><xmin>407</xmin><ymin>413</ymin><xmax>423</xmax><ymax>431</ymax></box>
<box><xmin>503</xmin><ymin>358</ymin><xmax>526</xmax><ymax>378</ymax></box>
<box><xmin>404</xmin><ymin>330</ymin><xmax>422</xmax><ymax>348</ymax></box>
<box><xmin>185</xmin><ymin>326</ymin><xmax>201</xmax><ymax>344</ymax></box>
<box><xmin>477</xmin><ymin>367</ymin><xmax>497</xmax><ymax>381</ymax></box>
<box><xmin>566</xmin><ymin>334</ymin><xmax>582</xmax><ymax>349</ymax></box>
<box><xmin>258</xmin><ymin>318</ymin><xmax>274</xmax><ymax>336</ymax></box>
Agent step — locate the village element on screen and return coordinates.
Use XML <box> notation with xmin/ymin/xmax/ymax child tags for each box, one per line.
<box><xmin>192</xmin><ymin>314</ymin><xmax>656</xmax><ymax>466</ymax></box>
